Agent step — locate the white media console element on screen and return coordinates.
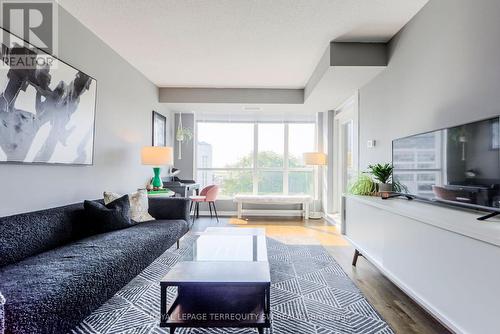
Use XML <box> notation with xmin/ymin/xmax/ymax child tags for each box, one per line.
<box><xmin>342</xmin><ymin>195</ymin><xmax>500</xmax><ymax>334</ymax></box>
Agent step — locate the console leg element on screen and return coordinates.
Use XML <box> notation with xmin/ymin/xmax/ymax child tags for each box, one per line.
<box><xmin>257</xmin><ymin>328</ymin><xmax>264</xmax><ymax>334</ymax></box>
<box><xmin>477</xmin><ymin>211</ymin><xmax>500</xmax><ymax>221</ymax></box>
<box><xmin>352</xmin><ymin>249</ymin><xmax>362</xmax><ymax>266</ymax></box>
<box><xmin>170</xmin><ymin>327</ymin><xmax>176</xmax><ymax>334</ymax></box>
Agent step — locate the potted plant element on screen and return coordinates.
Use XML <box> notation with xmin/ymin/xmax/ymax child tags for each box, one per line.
<box><xmin>367</xmin><ymin>163</ymin><xmax>393</xmax><ymax>192</ymax></box>
<box><xmin>347</xmin><ymin>174</ymin><xmax>377</xmax><ymax>196</ymax></box>
<box><xmin>175</xmin><ymin>113</ymin><xmax>193</xmax><ymax>160</ymax></box>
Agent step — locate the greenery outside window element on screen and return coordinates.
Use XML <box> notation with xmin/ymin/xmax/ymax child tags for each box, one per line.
<box><xmin>196</xmin><ymin>121</ymin><xmax>316</xmax><ymax>199</ymax></box>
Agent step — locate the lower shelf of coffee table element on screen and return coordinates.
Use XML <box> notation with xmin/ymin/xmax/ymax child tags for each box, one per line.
<box><xmin>161</xmin><ymin>285</ymin><xmax>270</xmax><ymax>329</ymax></box>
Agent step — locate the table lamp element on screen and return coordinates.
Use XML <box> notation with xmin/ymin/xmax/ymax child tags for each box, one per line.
<box><xmin>141</xmin><ymin>146</ymin><xmax>173</xmax><ymax>189</ymax></box>
<box><xmin>303</xmin><ymin>152</ymin><xmax>327</xmax><ymax>219</ymax></box>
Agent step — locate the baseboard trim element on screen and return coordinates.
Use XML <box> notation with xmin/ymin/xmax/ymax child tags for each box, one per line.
<box><xmin>323</xmin><ymin>214</ymin><xmax>337</xmax><ymax>225</ymax></box>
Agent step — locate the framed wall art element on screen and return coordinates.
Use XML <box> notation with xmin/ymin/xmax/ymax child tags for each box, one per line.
<box><xmin>0</xmin><ymin>28</ymin><xmax>97</xmax><ymax>165</ymax></box>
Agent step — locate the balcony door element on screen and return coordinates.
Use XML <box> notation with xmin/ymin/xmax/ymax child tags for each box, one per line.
<box><xmin>333</xmin><ymin>93</ymin><xmax>359</xmax><ymax>213</ymax></box>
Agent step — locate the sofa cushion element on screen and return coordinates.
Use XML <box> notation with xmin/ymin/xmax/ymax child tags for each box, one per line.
<box><xmin>84</xmin><ymin>195</ymin><xmax>133</xmax><ymax>233</ymax></box>
<box><xmin>0</xmin><ymin>203</ymin><xmax>87</xmax><ymax>268</ymax></box>
<box><xmin>104</xmin><ymin>190</ymin><xmax>154</xmax><ymax>222</ymax></box>
<box><xmin>0</xmin><ymin>219</ymin><xmax>188</xmax><ymax>334</ymax></box>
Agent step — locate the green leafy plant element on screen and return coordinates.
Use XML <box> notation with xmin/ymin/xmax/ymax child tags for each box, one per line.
<box><xmin>176</xmin><ymin>126</ymin><xmax>193</xmax><ymax>142</ymax></box>
<box><xmin>347</xmin><ymin>174</ymin><xmax>377</xmax><ymax>196</ymax></box>
<box><xmin>392</xmin><ymin>178</ymin><xmax>409</xmax><ymax>193</ymax></box>
<box><xmin>367</xmin><ymin>163</ymin><xmax>393</xmax><ymax>184</ymax></box>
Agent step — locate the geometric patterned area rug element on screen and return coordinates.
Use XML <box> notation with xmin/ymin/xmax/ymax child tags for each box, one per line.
<box><xmin>71</xmin><ymin>234</ymin><xmax>394</xmax><ymax>334</ymax></box>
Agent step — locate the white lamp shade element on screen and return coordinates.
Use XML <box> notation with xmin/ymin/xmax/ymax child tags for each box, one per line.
<box><xmin>303</xmin><ymin>152</ymin><xmax>327</xmax><ymax>166</ymax></box>
<box><xmin>141</xmin><ymin>146</ymin><xmax>173</xmax><ymax>166</ymax></box>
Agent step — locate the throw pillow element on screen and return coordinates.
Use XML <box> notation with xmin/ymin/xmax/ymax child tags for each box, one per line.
<box><xmin>104</xmin><ymin>189</ymin><xmax>155</xmax><ymax>222</ymax></box>
<box><xmin>84</xmin><ymin>195</ymin><xmax>133</xmax><ymax>233</ymax></box>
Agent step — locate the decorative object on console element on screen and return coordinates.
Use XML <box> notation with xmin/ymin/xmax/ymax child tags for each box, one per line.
<box><xmin>0</xmin><ymin>28</ymin><xmax>97</xmax><ymax>165</ymax></box>
<box><xmin>347</xmin><ymin>173</ymin><xmax>377</xmax><ymax>196</ymax></box>
<box><xmin>104</xmin><ymin>189</ymin><xmax>154</xmax><ymax>222</ymax></box>
<box><xmin>141</xmin><ymin>146</ymin><xmax>173</xmax><ymax>190</ymax></box>
<box><xmin>152</xmin><ymin>111</ymin><xmax>167</xmax><ymax>146</ymax></box>
<box><xmin>367</xmin><ymin>163</ymin><xmax>393</xmax><ymax>192</ymax></box>
<box><xmin>84</xmin><ymin>195</ymin><xmax>132</xmax><ymax>232</ymax></box>
<box><xmin>303</xmin><ymin>152</ymin><xmax>327</xmax><ymax>219</ymax></box>
<box><xmin>175</xmin><ymin>112</ymin><xmax>193</xmax><ymax>160</ymax></box>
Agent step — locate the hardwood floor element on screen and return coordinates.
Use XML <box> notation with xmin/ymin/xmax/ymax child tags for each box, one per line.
<box><xmin>190</xmin><ymin>215</ymin><xmax>452</xmax><ymax>334</ymax></box>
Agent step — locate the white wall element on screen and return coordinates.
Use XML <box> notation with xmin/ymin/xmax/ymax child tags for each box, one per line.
<box><xmin>0</xmin><ymin>7</ymin><xmax>173</xmax><ymax>216</ymax></box>
<box><xmin>359</xmin><ymin>0</ymin><xmax>500</xmax><ymax>168</ymax></box>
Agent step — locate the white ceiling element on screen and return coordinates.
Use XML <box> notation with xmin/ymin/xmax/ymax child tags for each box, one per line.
<box><xmin>58</xmin><ymin>0</ymin><xmax>428</xmax><ymax>89</ymax></box>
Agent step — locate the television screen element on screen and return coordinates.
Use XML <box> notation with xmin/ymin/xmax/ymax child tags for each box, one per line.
<box><xmin>393</xmin><ymin>117</ymin><xmax>500</xmax><ymax>210</ymax></box>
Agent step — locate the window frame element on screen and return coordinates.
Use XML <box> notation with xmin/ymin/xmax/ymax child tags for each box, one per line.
<box><xmin>195</xmin><ymin>120</ymin><xmax>316</xmax><ymax>197</ymax></box>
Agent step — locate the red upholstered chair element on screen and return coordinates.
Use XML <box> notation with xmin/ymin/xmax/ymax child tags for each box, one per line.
<box><xmin>189</xmin><ymin>185</ymin><xmax>220</xmax><ymax>222</ymax></box>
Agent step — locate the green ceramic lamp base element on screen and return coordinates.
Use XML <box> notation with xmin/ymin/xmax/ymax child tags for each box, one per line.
<box><xmin>151</xmin><ymin>167</ymin><xmax>163</xmax><ymax>189</ymax></box>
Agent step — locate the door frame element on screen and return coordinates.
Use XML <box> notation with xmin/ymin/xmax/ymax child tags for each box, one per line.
<box><xmin>333</xmin><ymin>91</ymin><xmax>360</xmax><ymax>213</ymax></box>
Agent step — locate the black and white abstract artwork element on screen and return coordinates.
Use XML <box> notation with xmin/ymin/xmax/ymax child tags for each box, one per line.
<box><xmin>0</xmin><ymin>29</ymin><xmax>97</xmax><ymax>165</ymax></box>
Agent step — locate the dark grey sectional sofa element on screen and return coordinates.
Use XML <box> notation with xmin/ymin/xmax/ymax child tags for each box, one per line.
<box><xmin>0</xmin><ymin>197</ymin><xmax>190</xmax><ymax>334</ymax></box>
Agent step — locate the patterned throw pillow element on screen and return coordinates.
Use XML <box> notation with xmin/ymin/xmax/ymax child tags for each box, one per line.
<box><xmin>104</xmin><ymin>189</ymin><xmax>155</xmax><ymax>222</ymax></box>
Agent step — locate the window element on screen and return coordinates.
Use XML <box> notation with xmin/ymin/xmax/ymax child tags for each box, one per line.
<box><xmin>196</xmin><ymin>121</ymin><xmax>316</xmax><ymax>199</ymax></box>
<box><xmin>288</xmin><ymin>171</ymin><xmax>313</xmax><ymax>195</ymax></box>
<box><xmin>258</xmin><ymin>123</ymin><xmax>284</xmax><ymax>168</ymax></box>
<box><xmin>197</xmin><ymin>122</ymin><xmax>254</xmax><ymax>168</ymax></box>
<box><xmin>288</xmin><ymin>123</ymin><xmax>315</xmax><ymax>167</ymax></box>
<box><xmin>258</xmin><ymin>171</ymin><xmax>284</xmax><ymax>194</ymax></box>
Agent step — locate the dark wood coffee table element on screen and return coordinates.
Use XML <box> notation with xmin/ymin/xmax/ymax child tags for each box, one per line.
<box><xmin>160</xmin><ymin>228</ymin><xmax>271</xmax><ymax>334</ymax></box>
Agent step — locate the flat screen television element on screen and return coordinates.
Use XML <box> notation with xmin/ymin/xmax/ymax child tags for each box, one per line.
<box><xmin>392</xmin><ymin>116</ymin><xmax>500</xmax><ymax>215</ymax></box>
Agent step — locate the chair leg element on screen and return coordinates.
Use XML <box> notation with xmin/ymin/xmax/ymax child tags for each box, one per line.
<box><xmin>192</xmin><ymin>202</ymin><xmax>197</xmax><ymax>223</ymax></box>
<box><xmin>209</xmin><ymin>202</ymin><xmax>213</xmax><ymax>219</ymax></box>
<box><xmin>212</xmin><ymin>202</ymin><xmax>219</xmax><ymax>223</ymax></box>
<box><xmin>189</xmin><ymin>201</ymin><xmax>193</xmax><ymax>214</ymax></box>
<box><xmin>196</xmin><ymin>202</ymin><xmax>200</xmax><ymax>219</ymax></box>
